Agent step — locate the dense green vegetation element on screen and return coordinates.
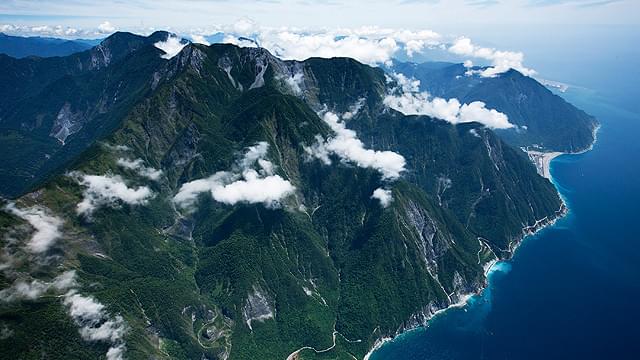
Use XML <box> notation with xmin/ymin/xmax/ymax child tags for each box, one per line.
<box><xmin>0</xmin><ymin>33</ymin><xmax>566</xmax><ymax>359</ymax></box>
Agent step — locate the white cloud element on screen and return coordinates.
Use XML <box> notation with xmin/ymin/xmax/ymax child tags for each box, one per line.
<box><xmin>226</xmin><ymin>30</ymin><xmax>398</xmax><ymax>65</ymax></box>
<box><xmin>103</xmin><ymin>143</ymin><xmax>131</xmax><ymax>152</ymax></box>
<box><xmin>211</xmin><ymin>170</ymin><xmax>295</xmax><ymax>206</ymax></box>
<box><xmin>174</xmin><ymin>142</ymin><xmax>295</xmax><ymax>209</ymax></box>
<box><xmin>106</xmin><ymin>344</ymin><xmax>126</xmax><ymax>360</ymax></box>
<box><xmin>0</xmin><ymin>24</ymin><xmax>16</xmax><ymax>32</ymax></box>
<box><xmin>4</xmin><ymin>203</ymin><xmax>63</xmax><ymax>253</ymax></box>
<box><xmin>449</xmin><ymin>37</ymin><xmax>535</xmax><ymax>77</ymax></box>
<box><xmin>97</xmin><ymin>21</ymin><xmax>116</xmax><ymax>34</ymax></box>
<box><xmin>0</xmin><ymin>279</ymin><xmax>48</xmax><ymax>302</ymax></box>
<box><xmin>305</xmin><ymin>109</ymin><xmax>406</xmax><ymax>180</ymax></box>
<box><xmin>371</xmin><ymin>188</ymin><xmax>393</xmax><ymax>208</ymax></box>
<box><xmin>383</xmin><ymin>73</ymin><xmax>513</xmax><ymax>129</ymax></box>
<box><xmin>0</xmin><ymin>271</ymin><xmax>76</xmax><ymax>302</ymax></box>
<box><xmin>282</xmin><ymin>71</ymin><xmax>304</xmax><ymax>95</ymax></box>
<box><xmin>239</xmin><ymin>142</ymin><xmax>270</xmax><ymax>171</ymax></box>
<box><xmin>116</xmin><ymin>158</ymin><xmax>163</xmax><ymax>181</ymax></box>
<box><xmin>219</xmin><ymin>24</ymin><xmax>444</xmax><ymax>65</ymax></box>
<box><xmin>154</xmin><ymin>35</ymin><xmax>188</xmax><ymax>59</ymax></box>
<box><xmin>0</xmin><ymin>18</ymin><xmax>536</xmax><ymax>78</ymax></box>
<box><xmin>63</xmin><ymin>290</ymin><xmax>127</xmax><ymax>357</ymax></box>
<box><xmin>69</xmin><ymin>172</ymin><xmax>154</xmax><ymax>216</ymax></box>
<box><xmin>233</xmin><ymin>17</ymin><xmax>258</xmax><ymax>34</ymax></box>
<box><xmin>190</xmin><ymin>34</ymin><xmax>210</xmax><ymax>45</ymax></box>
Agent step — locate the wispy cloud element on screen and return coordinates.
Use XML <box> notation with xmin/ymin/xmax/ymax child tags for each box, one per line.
<box><xmin>154</xmin><ymin>34</ymin><xmax>187</xmax><ymax>59</ymax></box>
<box><xmin>305</xmin><ymin>104</ymin><xmax>406</xmax><ymax>181</ymax></box>
<box><xmin>4</xmin><ymin>203</ymin><xmax>63</xmax><ymax>254</ymax></box>
<box><xmin>116</xmin><ymin>158</ymin><xmax>162</xmax><ymax>181</ymax></box>
<box><xmin>69</xmin><ymin>172</ymin><xmax>154</xmax><ymax>217</ymax></box>
<box><xmin>0</xmin><ymin>270</ymin><xmax>76</xmax><ymax>302</ymax></box>
<box><xmin>63</xmin><ymin>290</ymin><xmax>127</xmax><ymax>360</ymax></box>
<box><xmin>465</xmin><ymin>0</ymin><xmax>500</xmax><ymax>7</ymax></box>
<box><xmin>526</xmin><ymin>0</ymin><xmax>622</xmax><ymax>7</ymax></box>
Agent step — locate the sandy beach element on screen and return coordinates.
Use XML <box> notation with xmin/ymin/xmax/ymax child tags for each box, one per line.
<box><xmin>526</xmin><ymin>151</ymin><xmax>564</xmax><ymax>180</ymax></box>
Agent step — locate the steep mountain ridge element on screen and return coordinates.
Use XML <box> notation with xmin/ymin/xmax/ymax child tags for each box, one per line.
<box><xmin>390</xmin><ymin>61</ymin><xmax>599</xmax><ymax>152</ymax></box>
<box><xmin>0</xmin><ymin>34</ymin><xmax>564</xmax><ymax>360</ymax></box>
<box><xmin>0</xmin><ymin>31</ymin><xmax>177</xmax><ymax>197</ymax></box>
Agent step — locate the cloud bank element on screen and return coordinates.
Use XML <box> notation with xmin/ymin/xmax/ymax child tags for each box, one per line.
<box><xmin>4</xmin><ymin>203</ymin><xmax>63</xmax><ymax>253</ymax></box>
<box><xmin>222</xmin><ymin>26</ymin><xmax>442</xmax><ymax>66</ymax></box>
<box><xmin>383</xmin><ymin>73</ymin><xmax>513</xmax><ymax>129</ymax></box>
<box><xmin>69</xmin><ymin>172</ymin><xmax>154</xmax><ymax>216</ymax></box>
<box><xmin>174</xmin><ymin>142</ymin><xmax>295</xmax><ymax>210</ymax></box>
<box><xmin>305</xmin><ymin>108</ymin><xmax>406</xmax><ymax>180</ymax></box>
<box><xmin>1</xmin><ymin>17</ymin><xmax>537</xmax><ymax>77</ymax></box>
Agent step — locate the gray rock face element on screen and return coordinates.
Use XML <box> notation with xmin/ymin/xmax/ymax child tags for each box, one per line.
<box><xmin>404</xmin><ymin>200</ymin><xmax>450</xmax><ymax>275</ymax></box>
<box><xmin>242</xmin><ymin>286</ymin><xmax>274</xmax><ymax>330</ymax></box>
<box><xmin>89</xmin><ymin>43</ymin><xmax>112</xmax><ymax>70</ymax></box>
<box><xmin>50</xmin><ymin>102</ymin><xmax>84</xmax><ymax>144</ymax></box>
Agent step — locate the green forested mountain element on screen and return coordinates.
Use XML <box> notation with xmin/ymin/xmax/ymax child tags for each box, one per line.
<box><xmin>0</xmin><ymin>31</ymin><xmax>177</xmax><ymax>197</ymax></box>
<box><xmin>0</xmin><ymin>33</ymin><xmax>565</xmax><ymax>359</ymax></box>
<box><xmin>390</xmin><ymin>61</ymin><xmax>599</xmax><ymax>152</ymax></box>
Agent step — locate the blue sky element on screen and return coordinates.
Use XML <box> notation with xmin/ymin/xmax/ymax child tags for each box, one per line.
<box><xmin>0</xmin><ymin>0</ymin><xmax>638</xmax><ymax>38</ymax></box>
<box><xmin>2</xmin><ymin>0</ymin><xmax>638</xmax><ymax>92</ymax></box>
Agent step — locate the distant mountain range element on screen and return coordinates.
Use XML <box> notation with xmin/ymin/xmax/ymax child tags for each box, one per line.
<box><xmin>0</xmin><ymin>32</ymin><xmax>588</xmax><ymax>359</ymax></box>
<box><xmin>389</xmin><ymin>61</ymin><xmax>599</xmax><ymax>152</ymax></box>
<box><xmin>0</xmin><ymin>32</ymin><xmax>101</xmax><ymax>58</ymax></box>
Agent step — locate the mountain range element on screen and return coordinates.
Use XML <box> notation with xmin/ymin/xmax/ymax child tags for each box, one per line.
<box><xmin>0</xmin><ymin>32</ymin><xmax>99</xmax><ymax>58</ymax></box>
<box><xmin>389</xmin><ymin>61</ymin><xmax>598</xmax><ymax>152</ymax></box>
<box><xmin>0</xmin><ymin>32</ymin><xmax>592</xmax><ymax>359</ymax></box>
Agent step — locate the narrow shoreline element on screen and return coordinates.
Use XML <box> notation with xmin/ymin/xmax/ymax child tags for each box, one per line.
<box><xmin>362</xmin><ymin>203</ymin><xmax>567</xmax><ymax>360</ymax></box>
<box><xmin>363</xmin><ymin>124</ymin><xmax>600</xmax><ymax>360</ymax></box>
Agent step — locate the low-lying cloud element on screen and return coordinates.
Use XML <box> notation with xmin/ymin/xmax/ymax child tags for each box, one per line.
<box><xmin>69</xmin><ymin>172</ymin><xmax>154</xmax><ymax>216</ymax></box>
<box><xmin>218</xmin><ymin>22</ymin><xmax>531</xmax><ymax>77</ymax></box>
<box><xmin>383</xmin><ymin>73</ymin><xmax>513</xmax><ymax>129</ymax></box>
<box><xmin>0</xmin><ymin>270</ymin><xmax>76</xmax><ymax>302</ymax></box>
<box><xmin>371</xmin><ymin>188</ymin><xmax>393</xmax><ymax>208</ymax></box>
<box><xmin>174</xmin><ymin>142</ymin><xmax>295</xmax><ymax>210</ymax></box>
<box><xmin>305</xmin><ymin>107</ymin><xmax>406</xmax><ymax>180</ymax></box>
<box><xmin>4</xmin><ymin>203</ymin><xmax>63</xmax><ymax>253</ymax></box>
<box><xmin>63</xmin><ymin>290</ymin><xmax>127</xmax><ymax>360</ymax></box>
<box><xmin>154</xmin><ymin>35</ymin><xmax>187</xmax><ymax>59</ymax></box>
<box><xmin>223</xmin><ymin>26</ymin><xmax>441</xmax><ymax>65</ymax></box>
<box><xmin>449</xmin><ymin>37</ymin><xmax>535</xmax><ymax>77</ymax></box>
<box><xmin>116</xmin><ymin>158</ymin><xmax>163</xmax><ymax>181</ymax></box>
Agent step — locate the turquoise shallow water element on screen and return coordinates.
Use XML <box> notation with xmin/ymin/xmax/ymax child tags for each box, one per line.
<box><xmin>370</xmin><ymin>28</ymin><xmax>640</xmax><ymax>360</ymax></box>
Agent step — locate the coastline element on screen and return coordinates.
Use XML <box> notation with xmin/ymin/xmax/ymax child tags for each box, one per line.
<box><xmin>363</xmin><ymin>124</ymin><xmax>600</xmax><ymax>360</ymax></box>
<box><xmin>362</xmin><ymin>203</ymin><xmax>568</xmax><ymax>360</ymax></box>
<box><xmin>525</xmin><ymin>151</ymin><xmax>563</xmax><ymax>180</ymax></box>
<box><xmin>526</xmin><ymin>123</ymin><xmax>601</xmax><ymax>181</ymax></box>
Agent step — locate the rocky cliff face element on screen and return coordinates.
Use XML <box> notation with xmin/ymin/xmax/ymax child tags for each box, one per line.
<box><xmin>0</xmin><ymin>34</ymin><xmax>564</xmax><ymax>360</ymax></box>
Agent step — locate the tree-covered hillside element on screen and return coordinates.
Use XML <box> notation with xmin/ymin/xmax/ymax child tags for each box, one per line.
<box><xmin>0</xmin><ymin>33</ymin><xmax>564</xmax><ymax>360</ymax></box>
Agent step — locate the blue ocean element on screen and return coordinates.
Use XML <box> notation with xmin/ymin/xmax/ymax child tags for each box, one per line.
<box><xmin>370</xmin><ymin>25</ymin><xmax>640</xmax><ymax>360</ymax></box>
